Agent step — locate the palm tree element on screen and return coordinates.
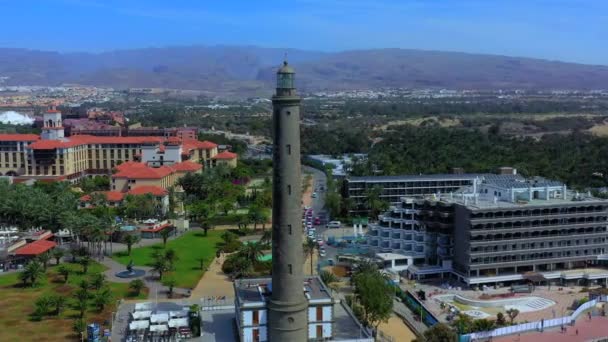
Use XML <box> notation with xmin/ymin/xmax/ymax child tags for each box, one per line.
<box><xmin>57</xmin><ymin>265</ymin><xmax>70</xmax><ymax>283</ymax></box>
<box><xmin>34</xmin><ymin>295</ymin><xmax>52</xmax><ymax>318</ymax></box>
<box><xmin>320</xmin><ymin>270</ymin><xmax>339</xmax><ymax>285</ymax></box>
<box><xmin>37</xmin><ymin>252</ymin><xmax>51</xmax><ymax>271</ymax></box>
<box><xmin>93</xmin><ymin>287</ymin><xmax>112</xmax><ymax>312</ymax></box>
<box><xmin>152</xmin><ymin>254</ymin><xmax>169</xmax><ymax>280</ymax></box>
<box><xmin>79</xmin><ymin>255</ymin><xmax>91</xmax><ymax>274</ymax></box>
<box><xmin>49</xmin><ymin>294</ymin><xmax>66</xmax><ymax>315</ymax></box>
<box><xmin>163</xmin><ymin>277</ymin><xmax>177</xmax><ymax>298</ymax></box>
<box><xmin>303</xmin><ymin>238</ymin><xmax>318</xmax><ymax>275</ymax></box>
<box><xmin>260</xmin><ymin>230</ymin><xmax>272</xmax><ymax>248</ymax></box>
<box><xmin>122</xmin><ymin>234</ymin><xmax>140</xmax><ymax>256</ymax></box>
<box><xmin>164</xmin><ymin>249</ymin><xmax>178</xmax><ymax>271</ymax></box>
<box><xmin>159</xmin><ymin>228</ymin><xmax>172</xmax><ymax>247</ymax></box>
<box><xmin>51</xmin><ymin>249</ymin><xmax>64</xmax><ymax>265</ymax></box>
<box><xmin>74</xmin><ymin>286</ymin><xmax>90</xmax><ymax>318</ymax></box>
<box><xmin>24</xmin><ymin>260</ymin><xmax>44</xmax><ymax>287</ymax></box>
<box><xmin>90</xmin><ymin>273</ymin><xmax>106</xmax><ymax>290</ymax></box>
<box><xmin>129</xmin><ymin>279</ymin><xmax>145</xmax><ymax>296</ymax></box>
<box><xmin>231</xmin><ymin>255</ymin><xmax>253</xmax><ymax>279</ymax></box>
<box><xmin>238</xmin><ymin>241</ymin><xmax>265</xmax><ymax>266</ymax></box>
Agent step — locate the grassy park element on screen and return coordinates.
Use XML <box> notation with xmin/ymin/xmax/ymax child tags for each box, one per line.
<box><xmin>0</xmin><ymin>261</ymin><xmax>146</xmax><ymax>341</ymax></box>
<box><xmin>113</xmin><ymin>230</ymin><xmax>223</xmax><ymax>288</ymax></box>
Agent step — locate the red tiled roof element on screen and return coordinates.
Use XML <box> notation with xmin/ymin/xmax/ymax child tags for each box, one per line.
<box><xmin>113</xmin><ymin>163</ymin><xmax>174</xmax><ymax>179</ymax></box>
<box><xmin>128</xmin><ymin>186</ymin><xmax>168</xmax><ymax>196</ymax></box>
<box><xmin>212</xmin><ymin>151</ymin><xmax>238</xmax><ymax>160</ymax></box>
<box><xmin>46</xmin><ymin>109</ymin><xmax>61</xmax><ymax>113</ymax></box>
<box><xmin>14</xmin><ymin>240</ymin><xmax>57</xmax><ymax>256</ymax></box>
<box><xmin>172</xmin><ymin>161</ymin><xmax>202</xmax><ymax>172</ymax></box>
<box><xmin>0</xmin><ymin>134</ymin><xmax>39</xmax><ymax>142</ymax></box>
<box><xmin>79</xmin><ymin>191</ymin><xmax>125</xmax><ymax>202</ymax></box>
<box><xmin>140</xmin><ymin>223</ymin><xmax>172</xmax><ymax>233</ymax></box>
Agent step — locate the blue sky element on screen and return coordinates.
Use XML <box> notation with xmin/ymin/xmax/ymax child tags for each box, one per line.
<box><xmin>0</xmin><ymin>0</ymin><xmax>606</xmax><ymax>65</ymax></box>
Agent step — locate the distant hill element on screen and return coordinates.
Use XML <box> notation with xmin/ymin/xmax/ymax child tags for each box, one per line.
<box><xmin>1</xmin><ymin>46</ymin><xmax>607</xmax><ymax>95</ymax></box>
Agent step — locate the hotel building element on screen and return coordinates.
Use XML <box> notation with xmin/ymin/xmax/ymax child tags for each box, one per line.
<box><xmin>0</xmin><ymin>108</ymin><xmax>237</xmax><ymax>184</ymax></box>
<box><xmin>367</xmin><ymin>175</ymin><xmax>608</xmax><ymax>286</ymax></box>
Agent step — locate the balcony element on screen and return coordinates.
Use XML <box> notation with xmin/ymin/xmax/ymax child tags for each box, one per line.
<box><xmin>469</xmin><ymin>254</ymin><xmax>598</xmax><ymax>268</ymax></box>
<box><xmin>471</xmin><ymin>221</ymin><xmax>605</xmax><ymax>234</ymax></box>
<box><xmin>470</xmin><ymin>231</ymin><xmax>607</xmax><ymax>245</ymax></box>
<box><xmin>471</xmin><ymin>211</ymin><xmax>606</xmax><ymax>223</ymax></box>
<box><xmin>470</xmin><ymin>242</ymin><xmax>606</xmax><ymax>257</ymax></box>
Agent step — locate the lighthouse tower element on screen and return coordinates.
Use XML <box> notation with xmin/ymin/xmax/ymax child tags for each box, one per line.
<box><xmin>267</xmin><ymin>61</ymin><xmax>308</xmax><ymax>341</ymax></box>
<box><xmin>41</xmin><ymin>107</ymin><xmax>64</xmax><ymax>140</ymax></box>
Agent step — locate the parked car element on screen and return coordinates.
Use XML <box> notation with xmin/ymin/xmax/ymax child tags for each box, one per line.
<box><xmin>326</xmin><ymin>221</ymin><xmax>341</xmax><ymax>229</ymax></box>
<box><xmin>314</xmin><ymin>217</ymin><xmax>321</xmax><ymax>225</ymax></box>
<box><xmin>312</xmin><ymin>192</ymin><xmax>317</xmax><ymax>198</ymax></box>
<box><xmin>319</xmin><ymin>249</ymin><xmax>326</xmax><ymax>257</ymax></box>
<box><xmin>316</xmin><ymin>238</ymin><xmax>324</xmax><ymax>246</ymax></box>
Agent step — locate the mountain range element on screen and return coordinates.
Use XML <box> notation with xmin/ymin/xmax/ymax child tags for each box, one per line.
<box><xmin>1</xmin><ymin>46</ymin><xmax>608</xmax><ymax>95</ymax></box>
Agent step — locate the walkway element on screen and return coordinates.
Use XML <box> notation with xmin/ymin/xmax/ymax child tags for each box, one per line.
<box><xmin>100</xmin><ymin>256</ymin><xmax>191</xmax><ymax>300</ymax></box>
<box><xmin>189</xmin><ymin>253</ymin><xmax>234</xmax><ymax>302</ymax></box>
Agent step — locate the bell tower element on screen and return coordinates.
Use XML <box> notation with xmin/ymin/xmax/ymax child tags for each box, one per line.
<box><xmin>267</xmin><ymin>61</ymin><xmax>308</xmax><ymax>341</ymax></box>
<box><xmin>41</xmin><ymin>106</ymin><xmax>64</xmax><ymax>140</ymax></box>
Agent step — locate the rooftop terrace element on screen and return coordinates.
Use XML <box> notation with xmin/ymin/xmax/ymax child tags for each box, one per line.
<box><xmin>234</xmin><ymin>276</ymin><xmax>332</xmax><ymax>305</ymax></box>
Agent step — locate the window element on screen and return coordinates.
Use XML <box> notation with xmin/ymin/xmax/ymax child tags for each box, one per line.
<box><xmin>253</xmin><ymin>310</ymin><xmax>259</xmax><ymax>325</ymax></box>
<box><xmin>288</xmin><ymin>264</ymin><xmax>292</xmax><ymax>274</ymax></box>
<box><xmin>286</xmin><ymin>144</ymin><xmax>291</xmax><ymax>155</ymax></box>
<box><xmin>287</xmin><ymin>185</ymin><xmax>292</xmax><ymax>195</ymax></box>
<box><xmin>288</xmin><ymin>224</ymin><xmax>292</xmax><ymax>235</ymax></box>
<box><xmin>316</xmin><ymin>306</ymin><xmax>323</xmax><ymax>321</ymax></box>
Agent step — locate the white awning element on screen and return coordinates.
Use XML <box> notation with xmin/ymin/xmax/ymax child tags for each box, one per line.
<box><xmin>129</xmin><ymin>320</ymin><xmax>150</xmax><ymax>331</ymax></box>
<box><xmin>135</xmin><ymin>302</ymin><xmax>153</xmax><ymax>311</ymax></box>
<box><xmin>168</xmin><ymin>318</ymin><xmax>189</xmax><ymax>328</ymax></box>
<box><xmin>169</xmin><ymin>310</ymin><xmax>188</xmax><ymax>318</ymax></box>
<box><xmin>149</xmin><ymin>324</ymin><xmax>169</xmax><ymax>333</ymax></box>
<box><xmin>132</xmin><ymin>310</ymin><xmax>152</xmax><ymax>320</ymax></box>
<box><xmin>150</xmin><ymin>313</ymin><xmax>169</xmax><ymax>324</ymax></box>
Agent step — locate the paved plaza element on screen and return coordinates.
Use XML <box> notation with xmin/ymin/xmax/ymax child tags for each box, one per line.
<box><xmin>494</xmin><ymin>316</ymin><xmax>608</xmax><ymax>342</ymax></box>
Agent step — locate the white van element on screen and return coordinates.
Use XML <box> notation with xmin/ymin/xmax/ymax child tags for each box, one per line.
<box><xmin>326</xmin><ymin>221</ymin><xmax>341</xmax><ymax>229</ymax></box>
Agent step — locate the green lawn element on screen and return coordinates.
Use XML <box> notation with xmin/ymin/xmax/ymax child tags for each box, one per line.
<box><xmin>0</xmin><ymin>260</ymin><xmax>147</xmax><ymax>341</ymax></box>
<box><xmin>113</xmin><ymin>230</ymin><xmax>222</xmax><ymax>288</ymax></box>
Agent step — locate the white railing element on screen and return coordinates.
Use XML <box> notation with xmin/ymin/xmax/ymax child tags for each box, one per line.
<box><xmin>465</xmin><ymin>298</ymin><xmax>601</xmax><ymax>340</ymax></box>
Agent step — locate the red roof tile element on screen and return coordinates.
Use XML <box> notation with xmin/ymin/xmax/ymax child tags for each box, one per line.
<box><xmin>128</xmin><ymin>186</ymin><xmax>168</xmax><ymax>196</ymax></box>
<box><xmin>113</xmin><ymin>163</ymin><xmax>174</xmax><ymax>179</ymax></box>
<box><xmin>79</xmin><ymin>191</ymin><xmax>125</xmax><ymax>202</ymax></box>
<box><xmin>172</xmin><ymin>161</ymin><xmax>202</xmax><ymax>172</ymax></box>
<box><xmin>14</xmin><ymin>240</ymin><xmax>57</xmax><ymax>256</ymax></box>
<box><xmin>0</xmin><ymin>134</ymin><xmax>40</xmax><ymax>142</ymax></box>
<box><xmin>212</xmin><ymin>151</ymin><xmax>238</xmax><ymax>160</ymax></box>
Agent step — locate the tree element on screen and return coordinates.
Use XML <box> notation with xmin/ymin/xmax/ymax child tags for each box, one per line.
<box><xmin>122</xmin><ymin>234</ymin><xmax>140</xmax><ymax>256</ymax></box>
<box><xmin>90</xmin><ymin>273</ymin><xmax>106</xmax><ymax>290</ymax></box>
<box><xmin>303</xmin><ymin>238</ymin><xmax>318</xmax><ymax>275</ymax></box>
<box><xmin>320</xmin><ymin>270</ymin><xmax>339</xmax><ymax>286</ymax></box>
<box><xmin>37</xmin><ymin>252</ymin><xmax>51</xmax><ymax>271</ymax></box>
<box><xmin>79</xmin><ymin>255</ymin><xmax>91</xmax><ymax>274</ymax></box>
<box><xmin>22</xmin><ymin>260</ymin><xmax>44</xmax><ymax>287</ymax></box>
<box><xmin>238</xmin><ymin>241</ymin><xmax>264</xmax><ymax>266</ymax></box>
<box><xmin>417</xmin><ymin>323</ymin><xmax>457</xmax><ymax>342</ymax></box>
<box><xmin>260</xmin><ymin>230</ymin><xmax>272</xmax><ymax>247</ymax></box>
<box><xmin>74</xmin><ymin>285</ymin><xmax>90</xmax><ymax>318</ymax></box>
<box><xmin>164</xmin><ymin>249</ymin><xmax>179</xmax><ymax>271</ymax></box>
<box><xmin>366</xmin><ymin>186</ymin><xmax>389</xmax><ymax>220</ymax></box>
<box><xmin>34</xmin><ymin>295</ymin><xmax>52</xmax><ymax>318</ymax></box>
<box><xmin>472</xmin><ymin>319</ymin><xmax>496</xmax><ymax>332</ymax></box>
<box><xmin>201</xmin><ymin>222</ymin><xmax>212</xmax><ymax>236</ymax></box>
<box><xmin>248</xmin><ymin>205</ymin><xmax>266</xmax><ymax>231</ymax></box>
<box><xmin>452</xmin><ymin>313</ymin><xmax>474</xmax><ymax>334</ymax></box>
<box><xmin>163</xmin><ymin>277</ymin><xmax>177</xmax><ymax>298</ymax></box>
<box><xmin>152</xmin><ymin>253</ymin><xmax>170</xmax><ymax>280</ymax></box>
<box><xmin>93</xmin><ymin>287</ymin><xmax>112</xmax><ymax>311</ymax></box>
<box><xmin>57</xmin><ymin>265</ymin><xmax>70</xmax><ymax>283</ymax></box>
<box><xmin>506</xmin><ymin>308</ymin><xmax>519</xmax><ymax>324</ymax></box>
<box><xmin>73</xmin><ymin>318</ymin><xmax>86</xmax><ymax>338</ymax></box>
<box><xmin>49</xmin><ymin>294</ymin><xmax>66</xmax><ymax>315</ymax></box>
<box><xmin>51</xmin><ymin>248</ymin><xmax>64</xmax><ymax>265</ymax></box>
<box><xmin>129</xmin><ymin>279</ymin><xmax>145</xmax><ymax>296</ymax></box>
<box><xmin>353</xmin><ymin>268</ymin><xmax>393</xmax><ymax>332</ymax></box>
<box><xmin>160</xmin><ymin>228</ymin><xmax>172</xmax><ymax>247</ymax></box>
<box><xmin>496</xmin><ymin>312</ymin><xmax>506</xmax><ymax>326</ymax></box>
